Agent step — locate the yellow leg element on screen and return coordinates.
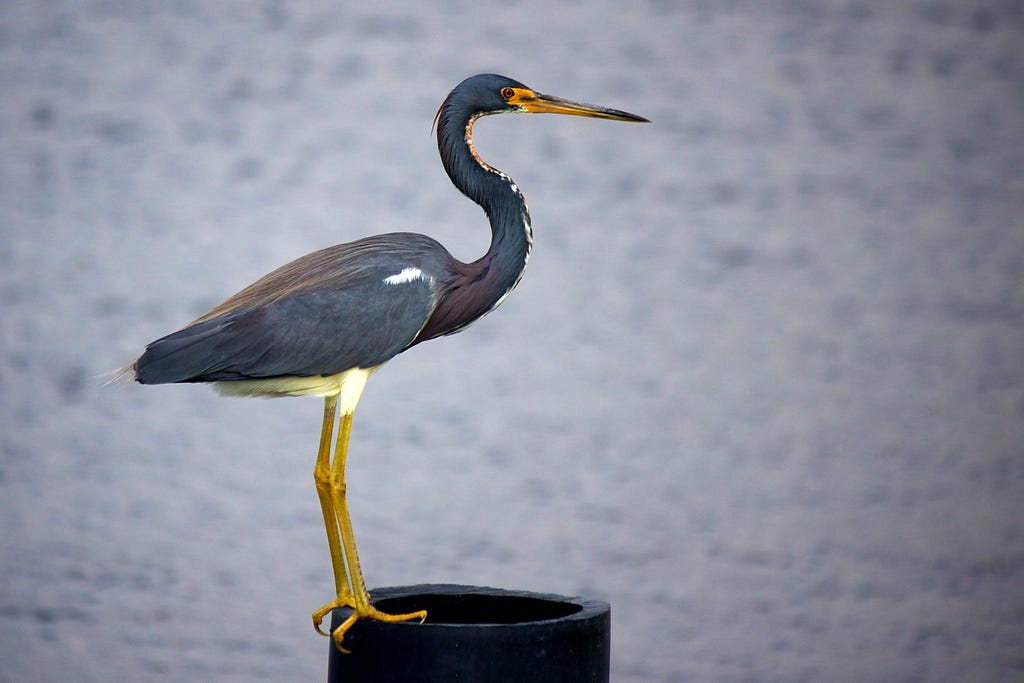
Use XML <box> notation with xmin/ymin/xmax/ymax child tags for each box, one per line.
<box><xmin>327</xmin><ymin>409</ymin><xmax>427</xmax><ymax>651</ymax></box>
<box><xmin>311</xmin><ymin>395</ymin><xmax>356</xmax><ymax>635</ymax></box>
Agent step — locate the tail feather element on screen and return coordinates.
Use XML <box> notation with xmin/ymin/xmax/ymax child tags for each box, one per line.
<box><xmin>134</xmin><ymin>318</ymin><xmax>238</xmax><ymax>385</ymax></box>
<box><xmin>100</xmin><ymin>362</ymin><xmax>138</xmax><ymax>386</ymax></box>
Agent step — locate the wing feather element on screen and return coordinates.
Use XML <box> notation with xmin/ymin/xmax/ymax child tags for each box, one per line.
<box><xmin>134</xmin><ymin>238</ymin><xmax>444</xmax><ymax>385</ymax></box>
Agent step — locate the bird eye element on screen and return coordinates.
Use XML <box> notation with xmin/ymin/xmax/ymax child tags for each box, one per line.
<box><xmin>501</xmin><ymin>87</ymin><xmax>515</xmax><ymax>100</ymax></box>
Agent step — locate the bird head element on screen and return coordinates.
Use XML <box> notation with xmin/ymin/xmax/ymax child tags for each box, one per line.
<box><xmin>434</xmin><ymin>73</ymin><xmax>649</xmax><ymax>129</ymax></box>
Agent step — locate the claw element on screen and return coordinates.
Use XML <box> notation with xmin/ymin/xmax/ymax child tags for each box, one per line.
<box><xmin>331</xmin><ymin>613</ymin><xmax>359</xmax><ymax>652</ymax></box>
<box><xmin>312</xmin><ymin>595</ymin><xmax>357</xmax><ymax>636</ymax></box>
<box><xmin>313</xmin><ymin>613</ymin><xmax>331</xmax><ymax>638</ymax></box>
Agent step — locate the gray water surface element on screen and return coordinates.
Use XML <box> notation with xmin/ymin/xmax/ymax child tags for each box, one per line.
<box><xmin>2</xmin><ymin>2</ymin><xmax>1022</xmax><ymax>681</ymax></box>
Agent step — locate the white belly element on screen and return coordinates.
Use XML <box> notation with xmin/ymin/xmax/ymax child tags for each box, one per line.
<box><xmin>213</xmin><ymin>366</ymin><xmax>376</xmax><ymax>414</ymax></box>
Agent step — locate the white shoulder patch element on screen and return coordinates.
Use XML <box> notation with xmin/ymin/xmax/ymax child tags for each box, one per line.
<box><xmin>383</xmin><ymin>267</ymin><xmax>425</xmax><ymax>285</ymax></box>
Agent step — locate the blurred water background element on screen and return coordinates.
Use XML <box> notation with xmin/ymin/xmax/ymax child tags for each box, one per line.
<box><xmin>1</xmin><ymin>1</ymin><xmax>1022</xmax><ymax>681</ymax></box>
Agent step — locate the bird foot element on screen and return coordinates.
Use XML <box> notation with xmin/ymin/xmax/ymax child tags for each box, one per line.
<box><xmin>327</xmin><ymin>603</ymin><xmax>428</xmax><ymax>653</ymax></box>
<box><xmin>312</xmin><ymin>594</ymin><xmax>358</xmax><ymax>637</ymax></box>
<box><xmin>312</xmin><ymin>593</ymin><xmax>427</xmax><ymax>651</ymax></box>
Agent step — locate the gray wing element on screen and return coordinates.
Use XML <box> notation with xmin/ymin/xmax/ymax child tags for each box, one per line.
<box><xmin>134</xmin><ymin>235</ymin><xmax>446</xmax><ymax>384</ymax></box>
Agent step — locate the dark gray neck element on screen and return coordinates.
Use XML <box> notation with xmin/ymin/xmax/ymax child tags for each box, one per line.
<box><xmin>430</xmin><ymin>105</ymin><xmax>534</xmax><ymax>331</ymax></box>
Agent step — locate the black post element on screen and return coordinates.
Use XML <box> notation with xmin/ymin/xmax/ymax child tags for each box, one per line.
<box><xmin>327</xmin><ymin>584</ymin><xmax>610</xmax><ymax>682</ymax></box>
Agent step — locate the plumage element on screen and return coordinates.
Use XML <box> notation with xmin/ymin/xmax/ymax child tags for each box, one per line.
<box><xmin>134</xmin><ymin>234</ymin><xmax>450</xmax><ymax>387</ymax></box>
<box><xmin>125</xmin><ymin>74</ymin><xmax>647</xmax><ymax>650</ymax></box>
<box><xmin>133</xmin><ymin>77</ymin><xmax>539</xmax><ymax>390</ymax></box>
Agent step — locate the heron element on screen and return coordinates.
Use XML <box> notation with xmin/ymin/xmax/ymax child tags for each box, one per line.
<box><xmin>124</xmin><ymin>73</ymin><xmax>648</xmax><ymax>649</ymax></box>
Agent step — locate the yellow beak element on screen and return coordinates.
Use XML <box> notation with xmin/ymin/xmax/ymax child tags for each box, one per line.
<box><xmin>513</xmin><ymin>90</ymin><xmax>649</xmax><ymax>123</ymax></box>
